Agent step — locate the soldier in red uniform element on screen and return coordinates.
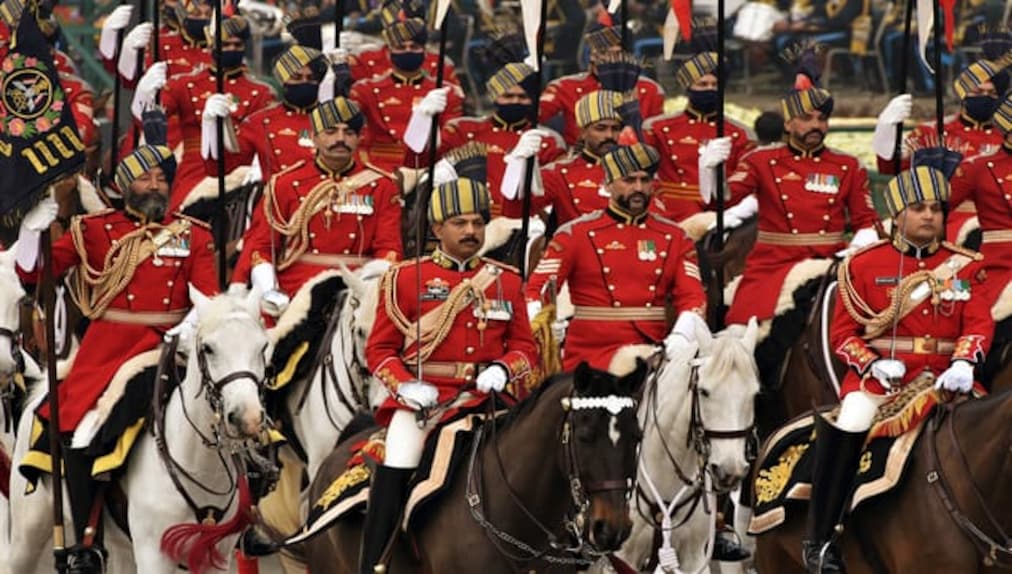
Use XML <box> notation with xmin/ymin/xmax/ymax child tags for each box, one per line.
<box><xmin>715</xmin><ymin>67</ymin><xmax>880</xmax><ymax>327</ymax></box>
<box><xmin>235</xmin><ymin>97</ymin><xmax>403</xmax><ymax>316</ymax></box>
<box><xmin>526</xmin><ymin>142</ymin><xmax>708</xmax><ymax>371</ymax></box>
<box><xmin>871</xmin><ymin>57</ymin><xmax>1008</xmax><ymax>241</ymax></box>
<box><xmin>949</xmin><ymin>92</ymin><xmax>1012</xmax><ymax>302</ymax></box>
<box><xmin>348</xmin><ymin>14</ymin><xmax>464</xmax><ymax>172</ymax></box>
<box><xmin>643</xmin><ymin>51</ymin><xmax>754</xmax><ymax>223</ymax></box>
<box><xmin>440</xmin><ymin>62</ymin><xmax>566</xmax><ymax>219</ymax></box>
<box><xmin>14</xmin><ymin>144</ymin><xmax>217</xmax><ymax>572</ymax></box>
<box><xmin>100</xmin><ymin>0</ymin><xmax>212</xmax><ymax>83</ymax></box>
<box><xmin>130</xmin><ymin>15</ymin><xmax>276</xmax><ymax>212</ymax></box>
<box><xmin>361</xmin><ymin>178</ymin><xmax>537</xmax><ymax>574</ymax></box>
<box><xmin>539</xmin><ymin>11</ymin><xmax>665</xmax><ymax>147</ymax></box>
<box><xmin>58</xmin><ymin>70</ymin><xmax>97</xmax><ymax>153</ymax></box>
<box><xmin>807</xmin><ymin>166</ymin><xmax>993</xmax><ymax>573</ymax></box>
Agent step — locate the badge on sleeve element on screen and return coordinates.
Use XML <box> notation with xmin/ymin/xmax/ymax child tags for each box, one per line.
<box><xmin>298</xmin><ymin>128</ymin><xmax>314</xmax><ymax>148</ymax></box>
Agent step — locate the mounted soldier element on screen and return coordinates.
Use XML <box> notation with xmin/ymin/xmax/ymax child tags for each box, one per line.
<box><xmin>806</xmin><ymin>165</ymin><xmax>994</xmax><ymax>573</ymax></box>
<box><xmin>232</xmin><ymin>97</ymin><xmax>403</xmax><ymax>317</ymax></box>
<box><xmin>13</xmin><ymin>144</ymin><xmax>218</xmax><ymax>573</ymax></box>
<box><xmin>525</xmin><ymin>141</ymin><xmax>708</xmax><ymax>371</ymax></box>
<box><xmin>361</xmin><ymin>177</ymin><xmax>538</xmax><ymax>573</ymax></box>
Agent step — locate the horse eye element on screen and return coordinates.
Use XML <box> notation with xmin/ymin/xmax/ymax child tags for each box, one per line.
<box><xmin>201</xmin><ymin>343</ymin><xmax>214</xmax><ymax>355</ymax></box>
<box><xmin>698</xmin><ymin>388</ymin><xmax>711</xmax><ymax>398</ymax></box>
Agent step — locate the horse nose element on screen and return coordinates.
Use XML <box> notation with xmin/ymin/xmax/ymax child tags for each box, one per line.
<box><xmin>591</xmin><ymin>517</ymin><xmax>631</xmax><ymax>552</ymax></box>
<box><xmin>227</xmin><ymin>408</ymin><xmax>263</xmax><ymax>437</ymax></box>
<box><xmin>710</xmin><ymin>463</ymin><xmax>744</xmax><ymax>490</ymax></box>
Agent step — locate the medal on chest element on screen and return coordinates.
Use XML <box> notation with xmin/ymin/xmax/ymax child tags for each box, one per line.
<box><xmin>422</xmin><ymin>278</ymin><xmax>450</xmax><ymax>301</ymax></box>
<box><xmin>637</xmin><ymin>239</ymin><xmax>657</xmax><ymax>261</ymax></box>
<box><xmin>298</xmin><ymin>128</ymin><xmax>314</xmax><ymax>148</ymax></box>
<box><xmin>804</xmin><ymin>173</ymin><xmax>840</xmax><ymax>194</ymax></box>
<box><xmin>938</xmin><ymin>278</ymin><xmax>971</xmax><ymax>301</ymax></box>
<box><xmin>331</xmin><ymin>193</ymin><xmax>374</xmax><ymax>215</ymax></box>
<box><xmin>475</xmin><ymin>299</ymin><xmax>513</xmax><ymax>321</ymax></box>
<box><xmin>150</xmin><ymin>228</ymin><xmax>191</xmax><ymax>266</ymax></box>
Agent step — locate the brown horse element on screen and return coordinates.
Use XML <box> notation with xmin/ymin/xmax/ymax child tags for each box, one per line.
<box><xmin>754</xmin><ymin>388</ymin><xmax>1012</xmax><ymax>573</ymax></box>
<box><xmin>303</xmin><ymin>360</ymin><xmax>650</xmax><ymax>573</ymax></box>
<box><xmin>695</xmin><ymin>217</ymin><xmax>757</xmax><ymax>328</ymax></box>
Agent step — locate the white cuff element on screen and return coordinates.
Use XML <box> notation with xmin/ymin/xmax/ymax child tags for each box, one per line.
<box><xmin>15</xmin><ymin>227</ymin><xmax>41</xmax><ymax>272</ymax></box>
<box><xmin>250</xmin><ymin>262</ymin><xmax>278</xmax><ymax>293</ymax></box>
<box><xmin>99</xmin><ymin>27</ymin><xmax>120</xmax><ymax>61</ymax></box>
<box><xmin>699</xmin><ymin>163</ymin><xmax>716</xmax><ymax>203</ymax></box>
<box><xmin>727</xmin><ymin>194</ymin><xmax>758</xmax><ymax>219</ymax></box>
<box><xmin>131</xmin><ymin>90</ymin><xmax>155</xmax><ymax>122</ymax></box>
<box><xmin>403</xmin><ymin>109</ymin><xmax>433</xmax><ymax>153</ymax></box>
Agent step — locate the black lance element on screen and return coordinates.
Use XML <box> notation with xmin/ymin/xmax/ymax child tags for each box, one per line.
<box><xmin>712</xmin><ymin>0</ymin><xmax>728</xmax><ymax>329</ymax></box>
<box><xmin>518</xmin><ymin>0</ymin><xmax>547</xmax><ymax>280</ymax></box>
<box><xmin>41</xmin><ymin>229</ymin><xmax>68</xmax><ymax>572</ymax></box>
<box><xmin>110</xmin><ymin>27</ymin><xmax>125</xmax><ymax>185</ymax></box>
<box><xmin>213</xmin><ymin>0</ymin><xmax>227</xmax><ymax>290</ymax></box>
<box><xmin>892</xmin><ymin>0</ymin><xmax>915</xmax><ymax>175</ymax></box>
<box><xmin>931</xmin><ymin>0</ymin><xmax>945</xmax><ymax>144</ymax></box>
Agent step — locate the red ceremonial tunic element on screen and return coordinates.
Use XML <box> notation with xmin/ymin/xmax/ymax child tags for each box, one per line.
<box><xmin>832</xmin><ymin>239</ymin><xmax>992</xmax><ymax>397</ymax></box>
<box><xmin>349</xmin><ymin>45</ymin><xmax>460</xmax><ymax>86</ymax></box>
<box><xmin>539</xmin><ymin>71</ymin><xmax>665</xmax><ymax>146</ymax></box>
<box><xmin>158</xmin><ymin>67</ymin><xmax>276</xmax><ymax>211</ymax></box>
<box><xmin>237</xmin><ymin>157</ymin><xmax>402</xmax><ymax>295</ymax></box>
<box><xmin>59</xmin><ymin>71</ymin><xmax>97</xmax><ymax>149</ymax></box>
<box><xmin>441</xmin><ymin>114</ymin><xmax>566</xmax><ymax>219</ymax></box>
<box><xmin>877</xmin><ymin>114</ymin><xmax>1003</xmax><ymax>241</ymax></box>
<box><xmin>16</xmin><ymin>210</ymin><xmax>217</xmax><ymax>432</ymax></box>
<box><xmin>202</xmin><ymin>101</ymin><xmax>316</xmax><ymax>180</ymax></box>
<box><xmin>723</xmin><ymin>141</ymin><xmax>878</xmax><ymax>324</ymax></box>
<box><xmin>643</xmin><ymin>108</ymin><xmax>754</xmax><ymax>221</ymax></box>
<box><xmin>349</xmin><ymin>70</ymin><xmax>464</xmax><ymax>173</ymax></box>
<box><xmin>367</xmin><ymin>253</ymin><xmax>537</xmax><ymax>426</ymax></box>
<box><xmin>949</xmin><ymin>143</ymin><xmax>1012</xmax><ymax>298</ymax></box>
<box><xmin>526</xmin><ymin>205</ymin><xmax>707</xmax><ymax>370</ymax></box>
<box><xmin>101</xmin><ymin>27</ymin><xmax>212</xmax><ymax>84</ymax></box>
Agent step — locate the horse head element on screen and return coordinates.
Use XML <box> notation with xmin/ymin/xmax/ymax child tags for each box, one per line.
<box><xmin>189</xmin><ymin>285</ymin><xmax>272</xmax><ymax>439</ymax></box>
<box><xmin>695</xmin><ymin>316</ymin><xmax>761</xmax><ymax>492</ymax></box>
<box><xmin>0</xmin><ymin>246</ymin><xmax>26</xmax><ymax>385</ymax></box>
<box><xmin>341</xmin><ymin>260</ymin><xmax>390</xmax><ymax>406</ymax></box>
<box><xmin>567</xmin><ymin>358</ymin><xmax>649</xmax><ymax>552</ymax></box>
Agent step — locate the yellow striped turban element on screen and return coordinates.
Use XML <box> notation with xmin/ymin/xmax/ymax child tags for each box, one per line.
<box><xmin>953</xmin><ymin>58</ymin><xmax>1006</xmax><ymax>100</ymax></box>
<box><xmin>883</xmin><ymin>166</ymin><xmax>950</xmax><ymax>218</ymax></box>
<box><xmin>995</xmin><ymin>92</ymin><xmax>1012</xmax><ymax>135</ymax></box>
<box><xmin>575</xmin><ymin>90</ymin><xmax>625</xmax><ymax>129</ymax></box>
<box><xmin>486</xmin><ymin>63</ymin><xmax>537</xmax><ymax>100</ymax></box>
<box><xmin>310</xmin><ymin>97</ymin><xmax>364</xmax><ymax>134</ymax></box>
<box><xmin>382</xmin><ymin>17</ymin><xmax>427</xmax><ymax>48</ymax></box>
<box><xmin>586</xmin><ymin>22</ymin><xmax>622</xmax><ymax>52</ymax></box>
<box><xmin>115</xmin><ymin>145</ymin><xmax>176</xmax><ymax>193</ymax></box>
<box><xmin>601</xmin><ymin>143</ymin><xmax>660</xmax><ymax>184</ymax></box>
<box><xmin>676</xmin><ymin>52</ymin><xmax>719</xmax><ymax>89</ymax></box>
<box><xmin>272</xmin><ymin>45</ymin><xmax>326</xmax><ymax>84</ymax></box>
<box><xmin>780</xmin><ymin>87</ymin><xmax>834</xmax><ymax>120</ymax></box>
<box><xmin>0</xmin><ymin>0</ymin><xmax>24</xmax><ymax>27</ymax></box>
<box><xmin>428</xmin><ymin>178</ymin><xmax>491</xmax><ymax>224</ymax></box>
<box><xmin>205</xmin><ymin>15</ymin><xmax>250</xmax><ymax>44</ymax></box>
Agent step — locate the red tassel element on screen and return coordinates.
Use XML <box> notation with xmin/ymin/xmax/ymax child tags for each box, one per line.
<box><xmin>941</xmin><ymin>0</ymin><xmax>957</xmax><ymax>51</ymax></box>
<box><xmin>0</xmin><ymin>446</ymin><xmax>10</xmax><ymax>500</ymax></box>
<box><xmin>794</xmin><ymin>73</ymin><xmax>814</xmax><ymax>91</ymax></box>
<box><xmin>598</xmin><ymin>8</ymin><xmax>613</xmax><ymax>27</ymax></box>
<box><xmin>617</xmin><ymin>126</ymin><xmax>639</xmax><ymax>146</ymax></box>
<box><xmin>235</xmin><ymin>549</ymin><xmax>259</xmax><ymax>574</ymax></box>
<box><xmin>671</xmin><ymin>0</ymin><xmax>693</xmax><ymax>41</ymax></box>
<box><xmin>160</xmin><ymin>474</ymin><xmax>255</xmax><ymax>574</ymax></box>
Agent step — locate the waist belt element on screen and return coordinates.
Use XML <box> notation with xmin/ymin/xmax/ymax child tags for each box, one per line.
<box><xmin>656</xmin><ymin>181</ymin><xmax>702</xmax><ymax>201</ymax></box>
<box><xmin>757</xmin><ymin>230</ymin><xmax>845</xmax><ymax>247</ymax></box>
<box><xmin>981</xmin><ymin>230</ymin><xmax>1012</xmax><ymax>244</ymax></box>
<box><xmin>297</xmin><ymin>253</ymin><xmax>369</xmax><ymax>268</ymax></box>
<box><xmin>572</xmin><ymin>305</ymin><xmax>667</xmax><ymax>321</ymax></box>
<box><xmin>408</xmin><ymin>361</ymin><xmax>486</xmax><ymax>381</ymax></box>
<box><xmin>869</xmin><ymin>336</ymin><xmax>955</xmax><ymax>355</ymax></box>
<box><xmin>101</xmin><ymin>308</ymin><xmax>187</xmax><ymax>326</ymax></box>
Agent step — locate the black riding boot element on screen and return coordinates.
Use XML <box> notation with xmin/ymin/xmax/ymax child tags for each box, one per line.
<box><xmin>801</xmin><ymin>415</ymin><xmax>868</xmax><ymax>574</ymax></box>
<box><xmin>63</xmin><ymin>447</ymin><xmax>106</xmax><ymax>574</ymax></box>
<box><xmin>359</xmin><ymin>465</ymin><xmax>413</xmax><ymax>574</ymax></box>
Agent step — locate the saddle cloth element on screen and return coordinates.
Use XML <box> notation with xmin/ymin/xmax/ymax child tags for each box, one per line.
<box><xmin>747</xmin><ymin>374</ymin><xmax>945</xmax><ymax>535</ymax></box>
<box><xmin>285</xmin><ymin>408</ymin><xmax>503</xmax><ymax>545</ymax></box>
<box><xmin>268</xmin><ymin>271</ymin><xmax>345</xmax><ymax>391</ymax></box>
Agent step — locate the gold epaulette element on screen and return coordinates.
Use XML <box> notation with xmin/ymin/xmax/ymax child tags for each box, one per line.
<box><xmin>270</xmin><ymin>160</ymin><xmax>307</xmax><ymax>186</ymax></box>
<box><xmin>941</xmin><ymin>241</ymin><xmax>984</xmax><ymax>261</ymax></box>
<box><xmin>172</xmin><ymin>212</ymin><xmax>209</xmax><ymax>230</ymax></box>
<box><xmin>78</xmin><ymin>208</ymin><xmax>115</xmax><ymax>219</ymax></box>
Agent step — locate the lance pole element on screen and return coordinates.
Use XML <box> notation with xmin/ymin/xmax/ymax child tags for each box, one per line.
<box><xmin>213</xmin><ymin>0</ymin><xmax>227</xmax><ymax>291</ymax></box>
<box><xmin>518</xmin><ymin>0</ymin><xmax>547</xmax><ymax>280</ymax></box>
<box><xmin>713</xmin><ymin>0</ymin><xmax>727</xmax><ymax>329</ymax></box>
<box><xmin>892</xmin><ymin>0</ymin><xmax>915</xmax><ymax>174</ymax></box>
<box><xmin>110</xmin><ymin>28</ymin><xmax>124</xmax><ymax>179</ymax></box>
<box><xmin>932</xmin><ymin>0</ymin><xmax>944</xmax><ymax>143</ymax></box>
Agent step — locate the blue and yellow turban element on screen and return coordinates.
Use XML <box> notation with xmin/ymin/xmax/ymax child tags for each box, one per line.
<box><xmin>383</xmin><ymin>17</ymin><xmax>427</xmax><ymax>48</ymax></box>
<box><xmin>205</xmin><ymin>15</ymin><xmax>250</xmax><ymax>44</ymax></box>
<box><xmin>676</xmin><ymin>52</ymin><xmax>719</xmax><ymax>89</ymax></box>
<box><xmin>953</xmin><ymin>58</ymin><xmax>1006</xmax><ymax>100</ymax></box>
<box><xmin>883</xmin><ymin>166</ymin><xmax>950</xmax><ymax>218</ymax></box>
<box><xmin>601</xmin><ymin>143</ymin><xmax>660</xmax><ymax>184</ymax></box>
<box><xmin>115</xmin><ymin>145</ymin><xmax>177</xmax><ymax>193</ymax></box>
<box><xmin>310</xmin><ymin>97</ymin><xmax>364</xmax><ymax>134</ymax></box>
<box><xmin>575</xmin><ymin>90</ymin><xmax>625</xmax><ymax>129</ymax></box>
<box><xmin>995</xmin><ymin>92</ymin><xmax>1012</xmax><ymax>135</ymax></box>
<box><xmin>486</xmin><ymin>62</ymin><xmax>537</xmax><ymax>100</ymax></box>
<box><xmin>428</xmin><ymin>178</ymin><xmax>491</xmax><ymax>224</ymax></box>
<box><xmin>272</xmin><ymin>45</ymin><xmax>327</xmax><ymax>84</ymax></box>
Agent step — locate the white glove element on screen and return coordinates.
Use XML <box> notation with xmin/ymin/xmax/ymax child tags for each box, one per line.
<box><xmin>261</xmin><ymin>290</ymin><xmax>291</xmax><ymax>317</ymax></box>
<box><xmin>415</xmin><ymin>87</ymin><xmax>450</xmax><ymax>117</ymax></box>
<box><xmin>397</xmin><ymin>381</ymin><xmax>439</xmax><ymax>409</ymax></box>
<box><xmin>200</xmin><ymin>94</ymin><xmax>237</xmax><ymax>160</ymax></box>
<box><xmin>935</xmin><ymin>360</ymin><xmax>974</xmax><ymax>393</ymax></box>
<box><xmin>131</xmin><ymin>62</ymin><xmax>167</xmax><ymax>120</ymax></box>
<box><xmin>707</xmin><ymin>212</ymin><xmax>743</xmax><ymax>231</ymax></box>
<box><xmin>708</xmin><ymin>195</ymin><xmax>757</xmax><ymax>231</ymax></box>
<box><xmin>871</xmin><ymin>94</ymin><xmax>912</xmax><ymax>160</ymax></box>
<box><xmin>526</xmin><ymin>300</ymin><xmax>543</xmax><ymax>321</ymax></box>
<box><xmin>836</xmin><ymin>227</ymin><xmax>879</xmax><ymax>258</ymax></box>
<box><xmin>99</xmin><ymin>5</ymin><xmax>133</xmax><ymax>60</ymax></box>
<box><xmin>432</xmin><ymin>159</ymin><xmax>458</xmax><ymax>186</ymax></box>
<box><xmin>506</xmin><ymin>129</ymin><xmax>548</xmax><ymax>161</ymax></box>
<box><xmin>165</xmin><ymin>307</ymin><xmax>198</xmax><ymax>347</ymax></box>
<box><xmin>476</xmin><ymin>365</ymin><xmax>508</xmax><ymax>393</ymax></box>
<box><xmin>242</xmin><ymin>155</ymin><xmax>264</xmax><ymax>186</ymax></box>
<box><xmin>251</xmin><ymin>262</ymin><xmax>290</xmax><ymax>316</ymax></box>
<box><xmin>22</xmin><ymin>195</ymin><xmax>58</xmax><ymax>231</ymax></box>
<box><xmin>699</xmin><ymin>137</ymin><xmax>733</xmax><ymax>169</ymax></box>
<box><xmin>325</xmin><ymin>47</ymin><xmax>349</xmax><ymax>62</ymax></box>
<box><xmin>665</xmin><ymin>311</ymin><xmax>707</xmax><ymax>355</ymax></box>
<box><xmin>202</xmin><ymin>93</ymin><xmax>234</xmax><ymax>121</ymax></box>
<box><xmin>117</xmin><ymin>22</ymin><xmax>153</xmax><ymax>80</ymax></box>
<box><xmin>870</xmin><ymin>358</ymin><xmax>906</xmax><ymax>389</ymax></box>
<box><xmin>551</xmin><ymin>319</ymin><xmax>568</xmax><ymax>343</ymax></box>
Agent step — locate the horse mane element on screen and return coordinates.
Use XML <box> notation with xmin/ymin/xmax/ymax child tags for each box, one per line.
<box><xmin>493</xmin><ymin>373</ymin><xmax>571</xmax><ymax>431</ymax></box>
<box><xmin>706</xmin><ymin>326</ymin><xmax>760</xmax><ymax>382</ymax></box>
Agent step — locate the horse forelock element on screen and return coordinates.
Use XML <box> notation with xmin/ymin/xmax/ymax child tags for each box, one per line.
<box><xmin>706</xmin><ymin>328</ymin><xmax>760</xmax><ymax>389</ymax></box>
<box><xmin>0</xmin><ymin>264</ymin><xmax>24</xmax><ymax>326</ymax></box>
<box><xmin>196</xmin><ymin>296</ymin><xmax>260</xmax><ymax>339</ymax></box>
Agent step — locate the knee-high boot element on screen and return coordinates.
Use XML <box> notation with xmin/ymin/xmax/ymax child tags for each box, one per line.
<box><xmin>63</xmin><ymin>446</ymin><xmax>106</xmax><ymax>574</ymax></box>
<box><xmin>801</xmin><ymin>415</ymin><xmax>868</xmax><ymax>574</ymax></box>
<box><xmin>359</xmin><ymin>465</ymin><xmax>413</xmax><ymax>574</ymax></box>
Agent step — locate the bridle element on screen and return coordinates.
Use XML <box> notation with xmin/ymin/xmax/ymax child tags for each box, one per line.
<box><xmin>685</xmin><ymin>358</ymin><xmax>757</xmax><ymax>477</ymax></box>
<box><xmin>465</xmin><ymin>389</ymin><xmax>639</xmax><ymax>568</ymax></box>
<box><xmin>0</xmin><ymin>325</ymin><xmax>25</xmax><ymax>434</ymax></box>
<box><xmin>0</xmin><ymin>326</ymin><xmax>26</xmax><ymax>382</ymax></box>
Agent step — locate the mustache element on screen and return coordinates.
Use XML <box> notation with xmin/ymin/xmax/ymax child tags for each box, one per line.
<box><xmin>460</xmin><ymin>236</ymin><xmax>480</xmax><ymax>244</ymax></box>
<box><xmin>327</xmin><ymin>142</ymin><xmax>351</xmax><ymax>152</ymax></box>
<box><xmin>803</xmin><ymin>128</ymin><xmax>825</xmax><ymax>139</ymax></box>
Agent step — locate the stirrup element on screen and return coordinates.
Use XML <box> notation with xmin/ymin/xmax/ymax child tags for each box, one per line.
<box><xmin>66</xmin><ymin>544</ymin><xmax>107</xmax><ymax>574</ymax></box>
<box><xmin>802</xmin><ymin>539</ymin><xmax>845</xmax><ymax>574</ymax></box>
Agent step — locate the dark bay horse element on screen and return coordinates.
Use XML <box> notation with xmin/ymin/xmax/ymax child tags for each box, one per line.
<box><xmin>304</xmin><ymin>360</ymin><xmax>650</xmax><ymax>573</ymax></box>
<box><xmin>754</xmin><ymin>388</ymin><xmax>1012</xmax><ymax>573</ymax></box>
<box><xmin>696</xmin><ymin>217</ymin><xmax>757</xmax><ymax>328</ymax></box>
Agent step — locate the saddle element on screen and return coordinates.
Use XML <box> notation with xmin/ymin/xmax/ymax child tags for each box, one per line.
<box><xmin>748</xmin><ymin>373</ymin><xmax>947</xmax><ymax>535</ymax></box>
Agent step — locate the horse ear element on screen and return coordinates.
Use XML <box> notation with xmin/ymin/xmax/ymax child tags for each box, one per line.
<box><xmin>243</xmin><ymin>284</ymin><xmax>263</xmax><ymax>317</ymax></box>
<box><xmin>743</xmin><ymin>316</ymin><xmax>759</xmax><ymax>352</ymax></box>
<box><xmin>188</xmin><ymin>284</ymin><xmax>212</xmax><ymax>318</ymax></box>
<box><xmin>0</xmin><ymin>243</ymin><xmax>16</xmax><ymax>269</ymax></box>
<box><xmin>573</xmin><ymin>361</ymin><xmax>592</xmax><ymax>392</ymax></box>
<box><xmin>695</xmin><ymin>319</ymin><xmax>714</xmax><ymax>354</ymax></box>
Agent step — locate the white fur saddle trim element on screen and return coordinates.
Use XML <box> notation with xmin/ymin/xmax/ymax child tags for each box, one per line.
<box><xmin>71</xmin><ymin>349</ymin><xmax>164</xmax><ymax>448</ymax></box>
<box><xmin>179</xmin><ymin>165</ymin><xmax>252</xmax><ymax>210</ymax></box>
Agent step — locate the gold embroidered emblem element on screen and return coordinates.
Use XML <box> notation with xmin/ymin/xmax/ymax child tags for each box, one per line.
<box><xmin>314</xmin><ymin>465</ymin><xmax>371</xmax><ymax>510</ymax></box>
<box><xmin>755</xmin><ymin>443</ymin><xmax>810</xmax><ymax>504</ymax></box>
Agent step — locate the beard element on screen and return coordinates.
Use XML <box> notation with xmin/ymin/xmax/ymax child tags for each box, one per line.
<box><xmin>126</xmin><ymin>191</ymin><xmax>168</xmax><ymax>222</ymax></box>
<box><xmin>617</xmin><ymin>191</ymin><xmax>649</xmax><ymax>213</ymax></box>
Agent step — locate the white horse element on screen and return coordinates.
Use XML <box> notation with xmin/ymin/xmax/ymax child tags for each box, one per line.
<box><xmin>598</xmin><ymin>318</ymin><xmax>761</xmax><ymax>574</ymax></box>
<box><xmin>5</xmin><ymin>287</ymin><xmax>272</xmax><ymax>574</ymax></box>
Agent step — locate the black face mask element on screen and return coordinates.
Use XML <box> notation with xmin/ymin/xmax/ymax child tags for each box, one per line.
<box><xmin>162</xmin><ymin>5</ymin><xmax>179</xmax><ymax>27</ymax></box>
<box><xmin>687</xmin><ymin>88</ymin><xmax>719</xmax><ymax>115</ymax></box>
<box><xmin>390</xmin><ymin>51</ymin><xmax>425</xmax><ymax>73</ymax></box>
<box><xmin>219</xmin><ymin>49</ymin><xmax>245</xmax><ymax>70</ymax></box>
<box><xmin>495</xmin><ymin>103</ymin><xmax>530</xmax><ymax>124</ymax></box>
<box><xmin>183</xmin><ymin>17</ymin><xmax>209</xmax><ymax>42</ymax></box>
<box><xmin>964</xmin><ymin>95</ymin><xmax>1000</xmax><ymax>123</ymax></box>
<box><xmin>284</xmin><ymin>82</ymin><xmax>319</xmax><ymax>109</ymax></box>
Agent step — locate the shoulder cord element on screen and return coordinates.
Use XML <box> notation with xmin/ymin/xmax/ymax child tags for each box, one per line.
<box><xmin>836</xmin><ymin>258</ymin><xmax>937</xmax><ymax>339</ymax></box>
<box><xmin>381</xmin><ymin>267</ymin><xmax>489</xmax><ymax>363</ymax></box>
<box><xmin>264</xmin><ymin>178</ymin><xmax>346</xmax><ymax>270</ymax></box>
